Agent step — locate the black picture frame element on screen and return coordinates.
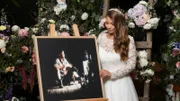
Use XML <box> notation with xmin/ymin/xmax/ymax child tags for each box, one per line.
<box><xmin>34</xmin><ymin>36</ymin><xmax>104</xmax><ymax>101</ymax></box>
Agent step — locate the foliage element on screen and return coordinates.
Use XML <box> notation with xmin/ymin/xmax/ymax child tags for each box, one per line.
<box><xmin>160</xmin><ymin>0</ymin><xmax>180</xmax><ymax>100</ymax></box>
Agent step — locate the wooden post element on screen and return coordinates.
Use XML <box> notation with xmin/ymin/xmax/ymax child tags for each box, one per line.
<box><xmin>50</xmin><ymin>24</ymin><xmax>55</xmax><ymax>36</ymax></box>
<box><xmin>72</xmin><ymin>24</ymin><xmax>80</xmax><ymax>36</ymax></box>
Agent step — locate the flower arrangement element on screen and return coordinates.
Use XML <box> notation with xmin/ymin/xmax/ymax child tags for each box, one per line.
<box><xmin>36</xmin><ymin>0</ymin><xmax>103</xmax><ymax>36</ymax></box>
<box><xmin>131</xmin><ymin>50</ymin><xmax>155</xmax><ymax>83</ymax></box>
<box><xmin>126</xmin><ymin>0</ymin><xmax>160</xmax><ymax>36</ymax></box>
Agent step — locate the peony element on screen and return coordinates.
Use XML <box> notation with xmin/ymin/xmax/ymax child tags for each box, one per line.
<box><xmin>0</xmin><ymin>39</ymin><xmax>6</xmax><ymax>49</ymax></box>
<box><xmin>81</xmin><ymin>12</ymin><xmax>89</xmax><ymax>20</ymax></box>
<box><xmin>138</xmin><ymin>58</ymin><xmax>148</xmax><ymax>68</ymax></box>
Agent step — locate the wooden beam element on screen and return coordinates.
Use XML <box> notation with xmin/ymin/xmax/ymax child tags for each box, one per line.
<box><xmin>135</xmin><ymin>41</ymin><xmax>152</xmax><ymax>49</ymax></box>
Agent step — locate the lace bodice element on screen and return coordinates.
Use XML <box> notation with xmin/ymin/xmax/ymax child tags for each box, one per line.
<box><xmin>98</xmin><ymin>31</ymin><xmax>137</xmax><ymax>80</ymax></box>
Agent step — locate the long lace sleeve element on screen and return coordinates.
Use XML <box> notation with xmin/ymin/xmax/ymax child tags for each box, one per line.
<box><xmin>110</xmin><ymin>36</ymin><xmax>137</xmax><ymax>80</ymax></box>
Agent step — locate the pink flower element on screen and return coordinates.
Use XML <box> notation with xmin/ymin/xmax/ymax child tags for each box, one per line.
<box><xmin>32</xmin><ymin>53</ymin><xmax>36</xmax><ymax>65</ymax></box>
<box><xmin>151</xmin><ymin>62</ymin><xmax>156</xmax><ymax>66</ymax></box>
<box><xmin>10</xmin><ymin>66</ymin><xmax>15</xmax><ymax>72</ymax></box>
<box><xmin>5</xmin><ymin>66</ymin><xmax>15</xmax><ymax>73</ymax></box>
<box><xmin>18</xmin><ymin>29</ymin><xmax>28</xmax><ymax>37</ymax></box>
<box><xmin>172</xmin><ymin>48</ymin><xmax>179</xmax><ymax>57</ymax></box>
<box><xmin>99</xmin><ymin>18</ymin><xmax>106</xmax><ymax>28</ymax></box>
<box><xmin>60</xmin><ymin>32</ymin><xmax>70</xmax><ymax>36</ymax></box>
<box><xmin>83</xmin><ymin>33</ymin><xmax>89</xmax><ymax>36</ymax></box>
<box><xmin>176</xmin><ymin>61</ymin><xmax>180</xmax><ymax>69</ymax></box>
<box><xmin>21</xmin><ymin>46</ymin><xmax>29</xmax><ymax>53</ymax></box>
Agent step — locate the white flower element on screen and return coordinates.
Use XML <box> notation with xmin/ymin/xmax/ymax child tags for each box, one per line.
<box><xmin>60</xmin><ymin>24</ymin><xmax>70</xmax><ymax>30</ymax></box>
<box><xmin>169</xmin><ymin>75</ymin><xmax>174</xmax><ymax>80</ymax></box>
<box><xmin>70</xmin><ymin>15</ymin><xmax>75</xmax><ymax>21</ymax></box>
<box><xmin>143</xmin><ymin>23</ymin><xmax>152</xmax><ymax>30</ymax></box>
<box><xmin>48</xmin><ymin>19</ymin><xmax>55</xmax><ymax>24</ymax></box>
<box><xmin>128</xmin><ymin>22</ymin><xmax>135</xmax><ymax>28</ymax></box>
<box><xmin>99</xmin><ymin>18</ymin><xmax>106</xmax><ymax>28</ymax></box>
<box><xmin>0</xmin><ymin>39</ymin><xmax>6</xmax><ymax>49</ymax></box>
<box><xmin>137</xmin><ymin>50</ymin><xmax>148</xmax><ymax>59</ymax></box>
<box><xmin>11</xmin><ymin>25</ymin><xmax>20</xmax><ymax>32</ymax></box>
<box><xmin>24</xmin><ymin>27</ymin><xmax>29</xmax><ymax>31</ymax></box>
<box><xmin>57</xmin><ymin>0</ymin><xmax>66</xmax><ymax>5</ymax></box>
<box><xmin>139</xmin><ymin>1</ymin><xmax>148</xmax><ymax>7</ymax></box>
<box><xmin>32</xmin><ymin>28</ymin><xmax>39</xmax><ymax>34</ymax></box>
<box><xmin>40</xmin><ymin>18</ymin><xmax>47</xmax><ymax>23</ymax></box>
<box><xmin>145</xmin><ymin>69</ymin><xmax>154</xmax><ymax>76</ymax></box>
<box><xmin>31</xmin><ymin>35</ymin><xmax>35</xmax><ymax>40</ymax></box>
<box><xmin>147</xmin><ymin>18</ymin><xmax>160</xmax><ymax>28</ymax></box>
<box><xmin>81</xmin><ymin>12</ymin><xmax>89</xmax><ymax>20</ymax></box>
<box><xmin>138</xmin><ymin>58</ymin><xmax>148</xmax><ymax>68</ymax></box>
<box><xmin>169</xmin><ymin>26</ymin><xmax>174</xmax><ymax>30</ymax></box>
<box><xmin>54</xmin><ymin>3</ymin><xmax>67</xmax><ymax>15</ymax></box>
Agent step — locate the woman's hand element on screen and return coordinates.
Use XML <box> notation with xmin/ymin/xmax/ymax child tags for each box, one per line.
<box><xmin>100</xmin><ymin>69</ymin><xmax>111</xmax><ymax>80</ymax></box>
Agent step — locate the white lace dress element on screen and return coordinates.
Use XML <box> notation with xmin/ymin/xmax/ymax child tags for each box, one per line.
<box><xmin>98</xmin><ymin>31</ymin><xmax>139</xmax><ymax>101</ymax></box>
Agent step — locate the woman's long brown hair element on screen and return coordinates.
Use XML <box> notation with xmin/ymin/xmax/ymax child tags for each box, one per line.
<box><xmin>107</xmin><ymin>9</ymin><xmax>130</xmax><ymax>61</ymax></box>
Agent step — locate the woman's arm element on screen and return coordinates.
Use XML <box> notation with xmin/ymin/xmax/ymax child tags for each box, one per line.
<box><xmin>110</xmin><ymin>36</ymin><xmax>137</xmax><ymax>80</ymax></box>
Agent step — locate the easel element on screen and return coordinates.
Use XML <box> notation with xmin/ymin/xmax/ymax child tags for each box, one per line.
<box><xmin>49</xmin><ymin>24</ymin><xmax>108</xmax><ymax>101</ymax></box>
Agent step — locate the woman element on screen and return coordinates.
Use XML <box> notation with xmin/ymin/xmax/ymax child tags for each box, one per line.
<box><xmin>98</xmin><ymin>8</ymin><xmax>139</xmax><ymax>101</ymax></box>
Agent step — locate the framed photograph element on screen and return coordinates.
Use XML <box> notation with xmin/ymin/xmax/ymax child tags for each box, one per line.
<box><xmin>34</xmin><ymin>36</ymin><xmax>104</xmax><ymax>101</ymax></box>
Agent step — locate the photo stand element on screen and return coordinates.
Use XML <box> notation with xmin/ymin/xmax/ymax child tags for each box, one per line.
<box><xmin>35</xmin><ymin>23</ymin><xmax>108</xmax><ymax>101</ymax></box>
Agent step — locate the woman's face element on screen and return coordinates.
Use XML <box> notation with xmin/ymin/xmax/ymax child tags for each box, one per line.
<box><xmin>105</xmin><ymin>16</ymin><xmax>115</xmax><ymax>34</ymax></box>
